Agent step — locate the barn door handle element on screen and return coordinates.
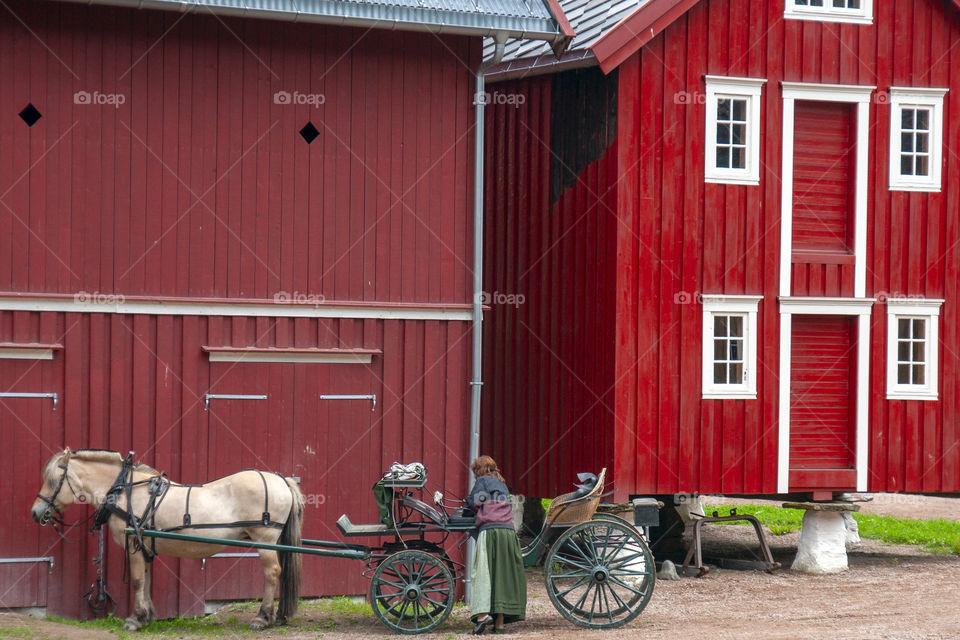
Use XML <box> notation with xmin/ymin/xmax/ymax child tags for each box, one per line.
<box><xmin>204</xmin><ymin>393</ymin><xmax>268</xmax><ymax>411</ymax></box>
<box><xmin>0</xmin><ymin>556</ymin><xmax>55</xmax><ymax>573</ymax></box>
<box><xmin>320</xmin><ymin>394</ymin><xmax>376</xmax><ymax>411</ymax></box>
<box><xmin>0</xmin><ymin>392</ymin><xmax>58</xmax><ymax>410</ymax></box>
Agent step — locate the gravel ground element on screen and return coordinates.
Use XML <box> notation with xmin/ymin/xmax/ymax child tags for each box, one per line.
<box><xmin>1</xmin><ymin>494</ymin><xmax>958</xmax><ymax>640</ymax></box>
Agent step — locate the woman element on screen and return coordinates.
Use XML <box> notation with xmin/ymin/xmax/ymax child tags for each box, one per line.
<box><xmin>467</xmin><ymin>456</ymin><xmax>526</xmax><ymax>634</ymax></box>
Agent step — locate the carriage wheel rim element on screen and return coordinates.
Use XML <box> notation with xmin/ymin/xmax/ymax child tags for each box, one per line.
<box><xmin>370</xmin><ymin>550</ymin><xmax>454</xmax><ymax>634</ymax></box>
<box><xmin>544</xmin><ymin>519</ymin><xmax>656</xmax><ymax>629</ymax></box>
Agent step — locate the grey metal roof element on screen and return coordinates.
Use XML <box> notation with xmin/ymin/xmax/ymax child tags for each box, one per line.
<box><xmin>53</xmin><ymin>0</ymin><xmax>568</xmax><ymax>41</ymax></box>
<box><xmin>484</xmin><ymin>0</ymin><xmax>646</xmax><ymax>62</ymax></box>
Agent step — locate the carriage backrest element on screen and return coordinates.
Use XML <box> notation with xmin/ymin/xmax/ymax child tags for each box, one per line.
<box><xmin>543</xmin><ymin>468</ymin><xmax>606</xmax><ymax>527</ymax></box>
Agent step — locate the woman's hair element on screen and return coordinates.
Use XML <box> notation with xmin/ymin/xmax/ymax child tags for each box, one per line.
<box><xmin>471</xmin><ymin>455</ymin><xmax>504</xmax><ymax>481</ymax></box>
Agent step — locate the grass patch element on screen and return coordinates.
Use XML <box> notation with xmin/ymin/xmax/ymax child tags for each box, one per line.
<box><xmin>704</xmin><ymin>504</ymin><xmax>960</xmax><ymax>555</ymax></box>
<box><xmin>852</xmin><ymin>514</ymin><xmax>960</xmax><ymax>555</ymax></box>
<box><xmin>0</xmin><ymin>626</ymin><xmax>40</xmax><ymax>639</ymax></box>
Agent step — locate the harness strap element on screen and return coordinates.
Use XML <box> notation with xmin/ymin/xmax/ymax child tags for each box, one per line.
<box><xmin>183</xmin><ymin>486</ymin><xmax>193</xmax><ymax>527</ymax></box>
<box><xmin>254</xmin><ymin>470</ymin><xmax>271</xmax><ymax>526</ymax></box>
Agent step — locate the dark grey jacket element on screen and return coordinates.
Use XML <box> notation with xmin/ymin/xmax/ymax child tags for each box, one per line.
<box><xmin>467</xmin><ymin>475</ymin><xmax>515</xmax><ymax>532</ymax></box>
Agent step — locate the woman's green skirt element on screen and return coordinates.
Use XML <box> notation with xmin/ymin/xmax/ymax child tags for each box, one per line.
<box><xmin>469</xmin><ymin>527</ymin><xmax>526</xmax><ymax>623</ymax></box>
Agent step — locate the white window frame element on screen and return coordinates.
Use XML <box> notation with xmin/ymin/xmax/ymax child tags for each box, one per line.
<box><xmin>702</xmin><ymin>295</ymin><xmax>762</xmax><ymax>399</ymax></box>
<box><xmin>780</xmin><ymin>82</ymin><xmax>875</xmax><ymax>299</ymax></box>
<box><xmin>704</xmin><ymin>77</ymin><xmax>766</xmax><ymax>186</ymax></box>
<box><xmin>784</xmin><ymin>0</ymin><xmax>873</xmax><ymax>25</ymax></box>
<box><xmin>888</xmin><ymin>88</ymin><xmax>947</xmax><ymax>193</ymax></box>
<box><xmin>886</xmin><ymin>299</ymin><xmax>943</xmax><ymax>401</ymax></box>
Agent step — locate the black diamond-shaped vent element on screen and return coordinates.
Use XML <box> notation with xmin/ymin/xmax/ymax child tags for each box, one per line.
<box><xmin>19</xmin><ymin>103</ymin><xmax>42</xmax><ymax>127</ymax></box>
<box><xmin>299</xmin><ymin>122</ymin><xmax>319</xmax><ymax>144</ymax></box>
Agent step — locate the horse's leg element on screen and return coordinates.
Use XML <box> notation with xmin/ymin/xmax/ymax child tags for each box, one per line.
<box><xmin>144</xmin><ymin>561</ymin><xmax>156</xmax><ymax>622</ymax></box>
<box><xmin>250</xmin><ymin>549</ymin><xmax>281</xmax><ymax>630</ymax></box>
<box><xmin>122</xmin><ymin>552</ymin><xmax>151</xmax><ymax>631</ymax></box>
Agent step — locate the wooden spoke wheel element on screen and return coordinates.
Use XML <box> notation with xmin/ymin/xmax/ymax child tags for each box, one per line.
<box><xmin>544</xmin><ymin>519</ymin><xmax>655</xmax><ymax>628</ymax></box>
<box><xmin>369</xmin><ymin>550</ymin><xmax>455</xmax><ymax>634</ymax></box>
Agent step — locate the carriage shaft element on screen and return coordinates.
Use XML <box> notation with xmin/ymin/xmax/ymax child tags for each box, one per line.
<box><xmin>125</xmin><ymin>528</ymin><xmax>370</xmax><ymax>560</ymax></box>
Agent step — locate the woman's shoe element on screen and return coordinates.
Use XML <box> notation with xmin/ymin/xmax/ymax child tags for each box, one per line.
<box><xmin>473</xmin><ymin>617</ymin><xmax>493</xmax><ymax>635</ymax></box>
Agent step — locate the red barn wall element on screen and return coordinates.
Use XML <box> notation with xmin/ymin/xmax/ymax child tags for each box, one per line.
<box><xmin>614</xmin><ymin>0</ymin><xmax>960</xmax><ymax>497</ymax></box>
<box><xmin>0</xmin><ymin>0</ymin><xmax>477</xmax><ymax>618</ymax></box>
<box><xmin>482</xmin><ymin>74</ymin><xmax>617</xmax><ymax>499</ymax></box>
<box><xmin>0</xmin><ymin>1</ymin><xmax>474</xmax><ymax>304</ymax></box>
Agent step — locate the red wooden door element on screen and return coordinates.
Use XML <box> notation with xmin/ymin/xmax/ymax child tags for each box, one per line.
<box><xmin>201</xmin><ymin>362</ymin><xmax>292</xmax><ymax>601</ymax></box>
<box><xmin>791</xmin><ymin>101</ymin><xmax>857</xmax><ymax>297</ymax></box>
<box><xmin>0</xmin><ymin>360</ymin><xmax>61</xmax><ymax>607</ymax></box>
<box><xmin>789</xmin><ymin>316</ymin><xmax>857</xmax><ymax>490</ymax></box>
<box><xmin>292</xmin><ymin>362</ymin><xmax>379</xmax><ymax>596</ymax></box>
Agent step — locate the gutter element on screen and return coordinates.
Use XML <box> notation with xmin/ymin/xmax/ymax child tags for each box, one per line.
<box><xmin>465</xmin><ymin>33</ymin><xmax>506</xmax><ymax>598</ymax></box>
<box><xmin>52</xmin><ymin>0</ymin><xmax>570</xmax><ymax>44</ymax></box>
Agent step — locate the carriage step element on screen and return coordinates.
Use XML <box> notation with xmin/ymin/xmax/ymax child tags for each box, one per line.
<box><xmin>336</xmin><ymin>514</ymin><xmax>390</xmax><ymax>536</ymax></box>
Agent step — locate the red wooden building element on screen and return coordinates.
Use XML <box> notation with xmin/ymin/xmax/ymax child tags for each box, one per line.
<box><xmin>482</xmin><ymin>0</ymin><xmax>960</xmax><ymax>502</ymax></box>
<box><xmin>0</xmin><ymin>0</ymin><xmax>568</xmax><ymax>618</ymax></box>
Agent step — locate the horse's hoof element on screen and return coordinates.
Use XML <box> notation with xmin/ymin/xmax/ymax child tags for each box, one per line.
<box><xmin>122</xmin><ymin>619</ymin><xmax>141</xmax><ymax>631</ymax></box>
<box><xmin>249</xmin><ymin>618</ymin><xmax>269</xmax><ymax>631</ymax></box>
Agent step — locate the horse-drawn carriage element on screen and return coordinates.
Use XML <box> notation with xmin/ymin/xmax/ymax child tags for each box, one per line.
<box><xmin>31</xmin><ymin>450</ymin><xmax>655</xmax><ymax>634</ymax></box>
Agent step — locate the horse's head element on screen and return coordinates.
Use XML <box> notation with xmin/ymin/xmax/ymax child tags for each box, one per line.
<box><xmin>31</xmin><ymin>448</ymin><xmax>81</xmax><ymax>525</ymax></box>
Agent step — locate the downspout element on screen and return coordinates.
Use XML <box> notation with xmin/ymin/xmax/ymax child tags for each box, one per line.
<box><xmin>465</xmin><ymin>33</ymin><xmax>506</xmax><ymax>599</ymax></box>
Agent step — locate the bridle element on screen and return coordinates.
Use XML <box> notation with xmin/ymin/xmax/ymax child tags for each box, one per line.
<box><xmin>35</xmin><ymin>454</ymin><xmax>90</xmax><ymax>541</ymax></box>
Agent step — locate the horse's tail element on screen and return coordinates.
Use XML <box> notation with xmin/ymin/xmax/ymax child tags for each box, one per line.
<box><xmin>277</xmin><ymin>477</ymin><xmax>304</xmax><ymax>622</ymax></box>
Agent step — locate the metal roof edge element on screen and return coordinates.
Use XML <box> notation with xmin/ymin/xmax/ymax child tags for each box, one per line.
<box><xmin>50</xmin><ymin>0</ymin><xmax>570</xmax><ymax>43</ymax></box>
<box><xmin>486</xmin><ymin>48</ymin><xmax>597</xmax><ymax>83</ymax></box>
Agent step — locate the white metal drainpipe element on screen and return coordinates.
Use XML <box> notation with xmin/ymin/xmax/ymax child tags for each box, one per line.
<box><xmin>465</xmin><ymin>34</ymin><xmax>506</xmax><ymax>601</ymax></box>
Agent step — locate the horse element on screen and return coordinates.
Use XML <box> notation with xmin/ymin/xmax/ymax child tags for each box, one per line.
<box><xmin>30</xmin><ymin>448</ymin><xmax>304</xmax><ymax>631</ymax></box>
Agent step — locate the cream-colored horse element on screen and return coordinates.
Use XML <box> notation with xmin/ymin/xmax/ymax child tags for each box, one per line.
<box><xmin>31</xmin><ymin>448</ymin><xmax>304</xmax><ymax>631</ymax></box>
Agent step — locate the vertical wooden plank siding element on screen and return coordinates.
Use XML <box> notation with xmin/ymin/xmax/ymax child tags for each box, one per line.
<box><xmin>0</xmin><ymin>0</ymin><xmax>478</xmax><ymax>620</ymax></box>
<box><xmin>482</xmin><ymin>0</ymin><xmax>960</xmax><ymax>498</ymax></box>
<box><xmin>605</xmin><ymin>0</ymin><xmax>960</xmax><ymax>495</ymax></box>
<box><xmin>481</xmin><ymin>75</ymin><xmax>618</xmax><ymax>499</ymax></box>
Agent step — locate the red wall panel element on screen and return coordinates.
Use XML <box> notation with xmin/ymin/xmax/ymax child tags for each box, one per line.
<box><xmin>0</xmin><ymin>1</ymin><xmax>476</xmax><ymax>305</ymax></box>
<box><xmin>480</xmin><ymin>75</ymin><xmax>617</xmax><ymax>499</ymax></box>
<box><xmin>0</xmin><ymin>311</ymin><xmax>470</xmax><ymax>618</ymax></box>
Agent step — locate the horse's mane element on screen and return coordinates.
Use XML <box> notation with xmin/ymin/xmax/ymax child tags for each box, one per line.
<box><xmin>69</xmin><ymin>449</ymin><xmax>161</xmax><ymax>475</ymax></box>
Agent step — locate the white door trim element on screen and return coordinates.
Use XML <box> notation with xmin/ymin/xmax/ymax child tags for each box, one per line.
<box><xmin>779</xmin><ymin>83</ymin><xmax>875</xmax><ymax>299</ymax></box>
<box><xmin>778</xmin><ymin>297</ymin><xmax>874</xmax><ymax>493</ymax></box>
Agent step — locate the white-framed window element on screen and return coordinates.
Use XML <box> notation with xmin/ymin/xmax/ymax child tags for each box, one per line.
<box><xmin>702</xmin><ymin>295</ymin><xmax>762</xmax><ymax>399</ymax></box>
<box><xmin>888</xmin><ymin>88</ymin><xmax>947</xmax><ymax>192</ymax></box>
<box><xmin>886</xmin><ymin>299</ymin><xmax>943</xmax><ymax>401</ymax></box>
<box><xmin>784</xmin><ymin>0</ymin><xmax>873</xmax><ymax>25</ymax></box>
<box><xmin>704</xmin><ymin>77</ymin><xmax>766</xmax><ymax>186</ymax></box>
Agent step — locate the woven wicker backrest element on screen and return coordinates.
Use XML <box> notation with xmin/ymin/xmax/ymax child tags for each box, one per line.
<box><xmin>544</xmin><ymin>468</ymin><xmax>606</xmax><ymax>526</ymax></box>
